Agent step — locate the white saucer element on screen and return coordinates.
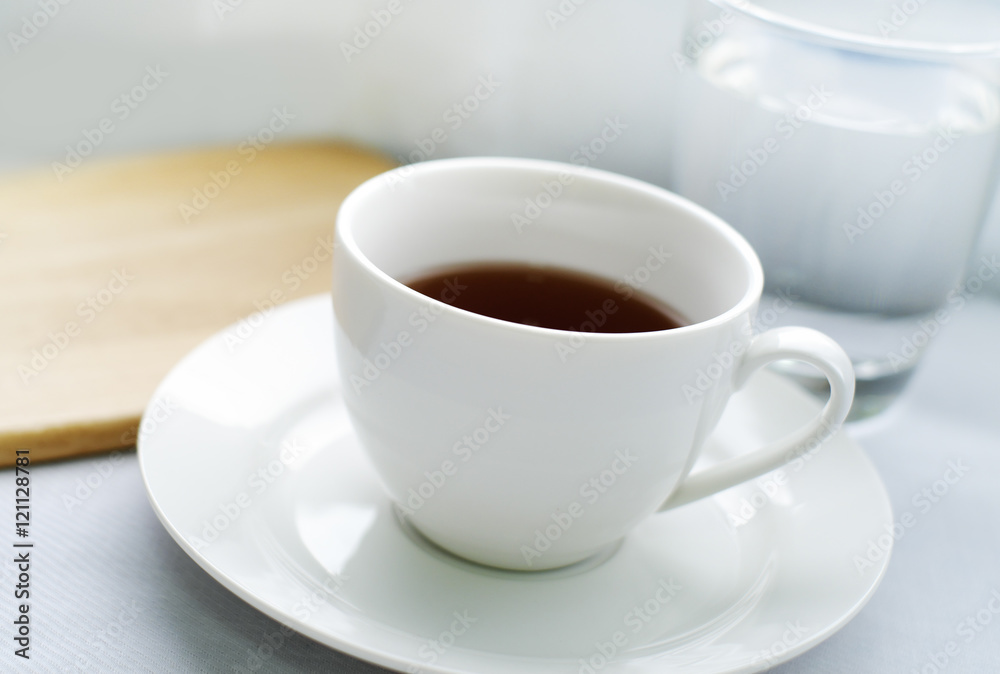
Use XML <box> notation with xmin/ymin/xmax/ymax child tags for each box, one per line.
<box><xmin>139</xmin><ymin>295</ymin><xmax>893</xmax><ymax>674</ymax></box>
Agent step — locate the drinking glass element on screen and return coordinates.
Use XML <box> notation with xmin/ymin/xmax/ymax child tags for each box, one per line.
<box><xmin>669</xmin><ymin>0</ymin><xmax>1000</xmax><ymax>418</ymax></box>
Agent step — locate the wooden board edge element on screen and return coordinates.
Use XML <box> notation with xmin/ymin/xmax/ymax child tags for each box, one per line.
<box><xmin>0</xmin><ymin>418</ymin><xmax>138</xmax><ymax>467</ymax></box>
<box><xmin>0</xmin><ymin>139</ymin><xmax>397</xmax><ymax>189</ymax></box>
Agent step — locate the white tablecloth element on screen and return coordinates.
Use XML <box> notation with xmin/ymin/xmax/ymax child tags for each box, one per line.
<box><xmin>3</xmin><ymin>297</ymin><xmax>999</xmax><ymax>673</ymax></box>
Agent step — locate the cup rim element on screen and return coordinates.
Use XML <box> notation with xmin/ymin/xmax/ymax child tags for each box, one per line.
<box><xmin>335</xmin><ymin>156</ymin><xmax>765</xmax><ymax>341</ymax></box>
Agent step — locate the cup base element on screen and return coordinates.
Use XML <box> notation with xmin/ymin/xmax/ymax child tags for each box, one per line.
<box><xmin>391</xmin><ymin>504</ymin><xmax>623</xmax><ymax>577</ymax></box>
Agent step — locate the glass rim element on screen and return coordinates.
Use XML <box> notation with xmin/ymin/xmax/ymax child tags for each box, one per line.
<box><xmin>712</xmin><ymin>0</ymin><xmax>1000</xmax><ymax>59</ymax></box>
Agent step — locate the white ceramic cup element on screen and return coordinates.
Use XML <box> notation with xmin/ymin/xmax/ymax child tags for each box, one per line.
<box><xmin>333</xmin><ymin>157</ymin><xmax>854</xmax><ymax>571</ymax></box>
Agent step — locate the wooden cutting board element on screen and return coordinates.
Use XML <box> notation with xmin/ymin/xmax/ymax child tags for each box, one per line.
<box><xmin>0</xmin><ymin>143</ymin><xmax>395</xmax><ymax>466</ymax></box>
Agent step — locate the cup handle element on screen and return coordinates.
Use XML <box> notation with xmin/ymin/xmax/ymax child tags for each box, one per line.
<box><xmin>661</xmin><ymin>326</ymin><xmax>855</xmax><ymax>510</ymax></box>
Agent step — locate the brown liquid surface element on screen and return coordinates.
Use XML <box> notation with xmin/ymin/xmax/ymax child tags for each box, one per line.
<box><xmin>405</xmin><ymin>263</ymin><xmax>687</xmax><ymax>333</ymax></box>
